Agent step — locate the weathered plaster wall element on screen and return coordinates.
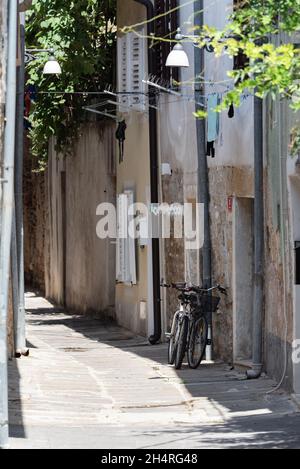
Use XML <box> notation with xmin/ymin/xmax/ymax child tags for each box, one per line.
<box><xmin>158</xmin><ymin>0</ymin><xmax>200</xmax><ymax>330</ymax></box>
<box><xmin>264</xmin><ymin>186</ymin><xmax>293</xmax><ymax>390</ymax></box>
<box><xmin>208</xmin><ymin>167</ymin><xmax>254</xmax><ymax>362</ymax></box>
<box><xmin>200</xmin><ymin>1</ymin><xmax>292</xmax><ymax>388</ymax></box>
<box><xmin>262</xmin><ymin>98</ymin><xmax>294</xmax><ymax>390</ymax></box>
<box><xmin>116</xmin><ymin>0</ymin><xmax>151</xmax><ymax>336</ymax></box>
<box><xmin>45</xmin><ymin>123</ymin><xmax>116</xmax><ymax>318</ymax></box>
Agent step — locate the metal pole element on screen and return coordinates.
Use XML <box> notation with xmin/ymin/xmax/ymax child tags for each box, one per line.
<box><xmin>0</xmin><ymin>0</ymin><xmax>18</xmax><ymax>449</ymax></box>
<box><xmin>247</xmin><ymin>96</ymin><xmax>264</xmax><ymax>379</ymax></box>
<box><xmin>11</xmin><ymin>201</ymin><xmax>20</xmax><ymax>356</ymax></box>
<box><xmin>194</xmin><ymin>0</ymin><xmax>212</xmax><ymax>359</ymax></box>
<box><xmin>14</xmin><ymin>16</ymin><xmax>27</xmax><ymax>356</ymax></box>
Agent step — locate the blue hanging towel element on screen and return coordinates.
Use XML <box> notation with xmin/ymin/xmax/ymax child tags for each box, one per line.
<box><xmin>206</xmin><ymin>93</ymin><xmax>220</xmax><ymax>158</ymax></box>
<box><xmin>207</xmin><ymin>93</ymin><xmax>219</xmax><ymax>143</ymax></box>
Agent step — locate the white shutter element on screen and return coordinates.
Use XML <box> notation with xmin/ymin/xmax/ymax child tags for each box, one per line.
<box><xmin>116</xmin><ymin>194</ymin><xmax>128</xmax><ymax>282</ymax></box>
<box><xmin>117</xmin><ymin>35</ymin><xmax>129</xmax><ymax>107</ymax></box>
<box><xmin>116</xmin><ymin>191</ymin><xmax>137</xmax><ymax>285</ymax></box>
<box><xmin>125</xmin><ymin>190</ymin><xmax>137</xmax><ymax>285</ymax></box>
<box><xmin>117</xmin><ymin>30</ymin><xmax>146</xmax><ymax>112</ymax></box>
<box><xmin>130</xmin><ymin>32</ymin><xmax>145</xmax><ymax>111</ymax></box>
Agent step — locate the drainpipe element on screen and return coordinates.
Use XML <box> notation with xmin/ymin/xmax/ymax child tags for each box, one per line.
<box><xmin>247</xmin><ymin>96</ymin><xmax>264</xmax><ymax>379</ymax></box>
<box><xmin>0</xmin><ymin>0</ymin><xmax>18</xmax><ymax>449</ymax></box>
<box><xmin>194</xmin><ymin>0</ymin><xmax>212</xmax><ymax>359</ymax></box>
<box><xmin>133</xmin><ymin>0</ymin><xmax>161</xmax><ymax>344</ymax></box>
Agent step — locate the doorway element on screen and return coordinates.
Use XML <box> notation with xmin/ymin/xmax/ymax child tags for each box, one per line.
<box><xmin>233</xmin><ymin>197</ymin><xmax>254</xmax><ymax>363</ymax></box>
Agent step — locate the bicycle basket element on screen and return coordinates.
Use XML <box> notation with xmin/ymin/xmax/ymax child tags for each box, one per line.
<box><xmin>200</xmin><ymin>294</ymin><xmax>220</xmax><ymax>313</ymax></box>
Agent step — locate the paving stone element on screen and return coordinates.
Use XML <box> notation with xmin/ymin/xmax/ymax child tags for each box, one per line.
<box><xmin>8</xmin><ymin>292</ymin><xmax>300</xmax><ymax>449</ymax></box>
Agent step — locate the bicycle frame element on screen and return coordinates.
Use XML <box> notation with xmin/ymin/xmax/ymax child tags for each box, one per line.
<box><xmin>163</xmin><ymin>282</ymin><xmax>226</xmax><ymax>368</ymax></box>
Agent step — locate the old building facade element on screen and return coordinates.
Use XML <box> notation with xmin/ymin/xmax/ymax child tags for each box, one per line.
<box><xmin>115</xmin><ymin>0</ymin><xmax>300</xmax><ymax>397</ymax></box>
<box><xmin>18</xmin><ymin>0</ymin><xmax>300</xmax><ymax>398</ymax></box>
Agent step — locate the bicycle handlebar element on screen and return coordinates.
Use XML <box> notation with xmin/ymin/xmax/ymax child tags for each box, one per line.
<box><xmin>160</xmin><ymin>283</ymin><xmax>227</xmax><ymax>295</ymax></box>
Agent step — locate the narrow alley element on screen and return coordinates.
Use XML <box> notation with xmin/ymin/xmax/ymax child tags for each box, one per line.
<box><xmin>8</xmin><ymin>293</ymin><xmax>300</xmax><ymax>449</ymax></box>
<box><xmin>2</xmin><ymin>0</ymin><xmax>300</xmax><ymax>451</ymax></box>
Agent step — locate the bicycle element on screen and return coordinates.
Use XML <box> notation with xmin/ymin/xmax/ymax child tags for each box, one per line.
<box><xmin>163</xmin><ymin>283</ymin><xmax>189</xmax><ymax>366</ymax></box>
<box><xmin>163</xmin><ymin>283</ymin><xmax>227</xmax><ymax>370</ymax></box>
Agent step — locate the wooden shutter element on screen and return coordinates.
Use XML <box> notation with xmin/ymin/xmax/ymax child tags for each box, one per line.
<box><xmin>154</xmin><ymin>0</ymin><xmax>179</xmax><ymax>84</ymax></box>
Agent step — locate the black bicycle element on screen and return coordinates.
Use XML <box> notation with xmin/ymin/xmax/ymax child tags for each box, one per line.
<box><xmin>163</xmin><ymin>283</ymin><xmax>227</xmax><ymax>370</ymax></box>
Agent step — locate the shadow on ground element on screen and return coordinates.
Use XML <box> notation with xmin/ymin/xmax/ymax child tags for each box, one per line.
<box><xmin>8</xmin><ymin>291</ymin><xmax>300</xmax><ymax>449</ymax></box>
<box><xmin>8</xmin><ymin>359</ymin><xmax>25</xmax><ymax>439</ymax></box>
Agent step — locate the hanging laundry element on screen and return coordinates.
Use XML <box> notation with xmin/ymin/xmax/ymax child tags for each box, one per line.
<box><xmin>206</xmin><ymin>93</ymin><xmax>220</xmax><ymax>158</ymax></box>
<box><xmin>206</xmin><ymin>141</ymin><xmax>215</xmax><ymax>158</ymax></box>
<box><xmin>116</xmin><ymin>120</ymin><xmax>127</xmax><ymax>163</ymax></box>
<box><xmin>228</xmin><ymin>103</ymin><xmax>235</xmax><ymax>119</ymax></box>
<box><xmin>24</xmin><ymin>84</ymin><xmax>37</xmax><ymax>130</ymax></box>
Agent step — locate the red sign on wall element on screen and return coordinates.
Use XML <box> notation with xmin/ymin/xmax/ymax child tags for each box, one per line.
<box><xmin>227</xmin><ymin>196</ymin><xmax>233</xmax><ymax>213</ymax></box>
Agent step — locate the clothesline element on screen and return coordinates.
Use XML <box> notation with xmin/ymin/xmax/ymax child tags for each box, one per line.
<box><xmin>25</xmin><ymin>80</ymin><xmax>253</xmax><ymax>122</ymax></box>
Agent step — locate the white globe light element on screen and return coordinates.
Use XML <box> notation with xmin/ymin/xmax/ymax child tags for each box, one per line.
<box><xmin>166</xmin><ymin>43</ymin><xmax>190</xmax><ymax>68</ymax></box>
<box><xmin>43</xmin><ymin>57</ymin><xmax>62</xmax><ymax>75</ymax></box>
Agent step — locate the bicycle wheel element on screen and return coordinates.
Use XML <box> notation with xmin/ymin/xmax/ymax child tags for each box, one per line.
<box><xmin>168</xmin><ymin>311</ymin><xmax>180</xmax><ymax>365</ymax></box>
<box><xmin>175</xmin><ymin>315</ymin><xmax>189</xmax><ymax>370</ymax></box>
<box><xmin>187</xmin><ymin>315</ymin><xmax>208</xmax><ymax>369</ymax></box>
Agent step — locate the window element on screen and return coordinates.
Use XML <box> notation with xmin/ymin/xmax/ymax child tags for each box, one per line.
<box><xmin>116</xmin><ymin>191</ymin><xmax>137</xmax><ymax>285</ymax></box>
<box><xmin>154</xmin><ymin>0</ymin><xmax>179</xmax><ymax>84</ymax></box>
<box><xmin>117</xmin><ymin>29</ymin><xmax>146</xmax><ymax>111</ymax></box>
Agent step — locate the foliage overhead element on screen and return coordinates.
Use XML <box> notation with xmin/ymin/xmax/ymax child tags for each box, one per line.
<box><xmin>26</xmin><ymin>0</ymin><xmax>116</xmax><ymax>166</ymax></box>
<box><xmin>194</xmin><ymin>0</ymin><xmax>300</xmax><ymax>114</ymax></box>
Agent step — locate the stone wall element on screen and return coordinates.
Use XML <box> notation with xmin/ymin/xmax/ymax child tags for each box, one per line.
<box><xmin>161</xmin><ymin>169</ymin><xmax>185</xmax><ymax>329</ymax></box>
<box><xmin>208</xmin><ymin>166</ymin><xmax>254</xmax><ymax>363</ymax></box>
<box><xmin>24</xmin><ymin>137</ymin><xmax>48</xmax><ymax>293</ymax></box>
<box><xmin>208</xmin><ymin>161</ymin><xmax>293</xmax><ymax>390</ymax></box>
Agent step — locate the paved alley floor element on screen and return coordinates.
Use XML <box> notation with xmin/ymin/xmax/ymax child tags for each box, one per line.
<box><xmin>8</xmin><ymin>292</ymin><xmax>300</xmax><ymax>449</ymax></box>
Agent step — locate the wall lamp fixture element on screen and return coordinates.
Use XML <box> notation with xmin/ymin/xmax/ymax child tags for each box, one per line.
<box><xmin>166</xmin><ymin>28</ymin><xmax>222</xmax><ymax>68</ymax></box>
<box><xmin>25</xmin><ymin>48</ymin><xmax>62</xmax><ymax>75</ymax></box>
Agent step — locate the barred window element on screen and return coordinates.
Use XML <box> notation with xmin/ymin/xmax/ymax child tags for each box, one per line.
<box><xmin>154</xmin><ymin>0</ymin><xmax>179</xmax><ymax>84</ymax></box>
